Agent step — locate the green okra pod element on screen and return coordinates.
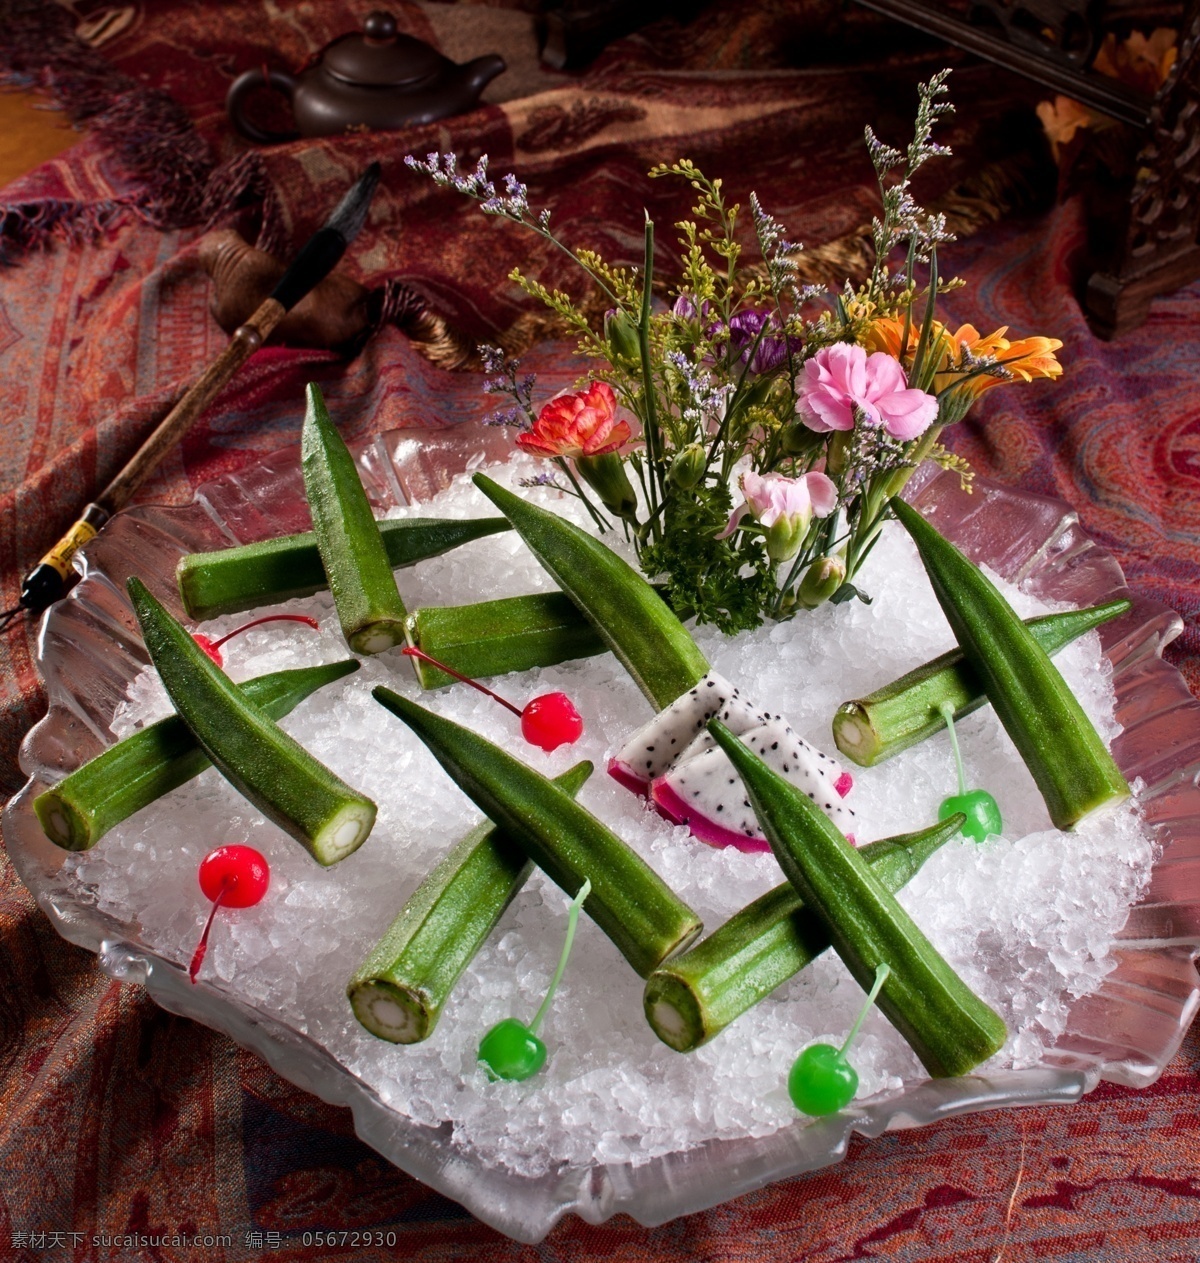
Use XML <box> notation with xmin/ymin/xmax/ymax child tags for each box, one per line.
<box><xmin>128</xmin><ymin>578</ymin><xmax>376</xmax><ymax>865</ymax></box>
<box><xmin>177</xmin><ymin>516</ymin><xmax>509</xmax><ymax>621</ymax></box>
<box><xmin>643</xmin><ymin>814</ymin><xmax>964</xmax><ymax>1052</ymax></box>
<box><xmin>709</xmin><ymin>718</ymin><xmax>1008</xmax><ymax>1078</ymax></box>
<box><xmin>405</xmin><ymin>592</ymin><xmax>607</xmax><ymax>690</ymax></box>
<box><xmin>890</xmin><ymin>497</ymin><xmax>1130</xmax><ymax>830</ymax></box>
<box><xmin>348</xmin><ymin>761</ymin><xmax>593</xmax><ymax>1043</ymax></box>
<box><xmin>302</xmin><ymin>382</ymin><xmax>408</xmax><ymax>654</ymax></box>
<box><xmin>372</xmin><ymin>686</ymin><xmax>703</xmax><ymax>976</ymax></box>
<box><xmin>34</xmin><ymin>659</ymin><xmax>360</xmax><ymax>852</ymax></box>
<box><xmin>471</xmin><ymin>473</ymin><xmax>709</xmax><ymax>709</ymax></box>
<box><xmin>833</xmin><ymin>598</ymin><xmax>1132</xmax><ymax>767</ymax></box>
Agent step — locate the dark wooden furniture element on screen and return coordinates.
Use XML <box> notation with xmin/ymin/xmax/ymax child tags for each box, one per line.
<box><xmin>854</xmin><ymin>0</ymin><xmax>1200</xmax><ymax>336</ymax></box>
<box><xmin>537</xmin><ymin>0</ymin><xmax>692</xmax><ymax>70</ymax></box>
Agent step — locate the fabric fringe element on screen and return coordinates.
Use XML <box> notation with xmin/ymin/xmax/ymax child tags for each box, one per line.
<box><xmin>198</xmin><ymin>151</ymin><xmax>288</xmax><ymax>258</ymax></box>
<box><xmin>0</xmin><ymin>197</ymin><xmax>125</xmax><ymax>266</ymax></box>
<box><xmin>377</xmin><ymin>279</ymin><xmax>617</xmax><ymax>372</ymax></box>
<box><xmin>377</xmin><ymin>279</ymin><xmax>480</xmax><ymax>371</ymax></box>
<box><xmin>0</xmin><ymin>0</ymin><xmax>215</xmax><ymax>256</ymax></box>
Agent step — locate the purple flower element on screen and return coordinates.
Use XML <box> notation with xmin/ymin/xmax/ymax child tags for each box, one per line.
<box><xmin>797</xmin><ymin>344</ymin><xmax>938</xmax><ymax>441</ymax></box>
<box><xmin>728</xmin><ymin>309</ymin><xmax>799</xmax><ymax>374</ymax></box>
<box><xmin>672</xmin><ymin>293</ymin><xmax>698</xmax><ymax>320</ymax></box>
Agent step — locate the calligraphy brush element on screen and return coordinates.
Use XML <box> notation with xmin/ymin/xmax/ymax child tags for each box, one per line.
<box><xmin>0</xmin><ymin>161</ymin><xmax>382</xmax><ymax>634</ymax></box>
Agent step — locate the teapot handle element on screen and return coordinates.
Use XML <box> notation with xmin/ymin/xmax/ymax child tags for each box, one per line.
<box><xmin>226</xmin><ymin>68</ymin><xmax>301</xmax><ymax>145</ymax></box>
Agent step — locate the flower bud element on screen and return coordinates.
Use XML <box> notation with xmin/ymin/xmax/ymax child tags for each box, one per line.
<box><xmin>668</xmin><ymin>444</ymin><xmax>707</xmax><ymax>489</ymax></box>
<box><xmin>826</xmin><ymin>429</ymin><xmax>853</xmax><ymax>475</ymax></box>
<box><xmin>604</xmin><ymin>309</ymin><xmax>641</xmax><ymax>365</ymax></box>
<box><xmin>577</xmin><ymin>452</ymin><xmax>638</xmax><ymax>520</ymax></box>
<box><xmin>780</xmin><ymin>422</ymin><xmax>821</xmax><ymax>457</ymax></box>
<box><xmin>796</xmin><ymin>555</ymin><xmax>847</xmax><ymax>609</ymax></box>
<box><xmin>764</xmin><ymin>516</ymin><xmax>808</xmax><ymax>563</ymax></box>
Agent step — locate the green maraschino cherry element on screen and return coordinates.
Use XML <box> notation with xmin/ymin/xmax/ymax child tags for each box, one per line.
<box><xmin>788</xmin><ymin>962</ymin><xmax>891</xmax><ymax>1116</ymax></box>
<box><xmin>936</xmin><ymin>700</ymin><xmax>1003</xmax><ymax>842</ymax></box>
<box><xmin>479</xmin><ymin>878</ymin><xmax>592</xmax><ymax>1082</ymax></box>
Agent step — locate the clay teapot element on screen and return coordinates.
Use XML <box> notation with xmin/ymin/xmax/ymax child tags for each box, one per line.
<box><xmin>226</xmin><ymin>10</ymin><xmax>505</xmax><ymax>143</ymax></box>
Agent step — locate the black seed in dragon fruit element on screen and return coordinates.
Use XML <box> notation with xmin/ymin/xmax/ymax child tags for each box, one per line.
<box><xmin>607</xmin><ymin>670</ymin><xmax>748</xmax><ymax>795</ymax></box>
<box><xmin>650</xmin><ymin>718</ymin><xmax>857</xmax><ymax>852</ymax></box>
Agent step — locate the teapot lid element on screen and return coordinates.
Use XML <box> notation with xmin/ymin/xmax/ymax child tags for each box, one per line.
<box><xmin>322</xmin><ymin>11</ymin><xmax>443</xmax><ymax>88</ymax></box>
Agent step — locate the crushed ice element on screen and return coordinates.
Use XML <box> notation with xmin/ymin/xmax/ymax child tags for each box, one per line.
<box><xmin>67</xmin><ymin>455</ymin><xmax>1156</xmax><ymax>1176</ymax></box>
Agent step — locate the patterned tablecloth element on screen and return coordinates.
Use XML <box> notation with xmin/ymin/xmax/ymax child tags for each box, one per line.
<box><xmin>1</xmin><ymin>1</ymin><xmax>1197</xmax><ymax>1259</ymax></box>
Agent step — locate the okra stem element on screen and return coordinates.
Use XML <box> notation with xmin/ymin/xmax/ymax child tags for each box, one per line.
<box><xmin>890</xmin><ymin>498</ymin><xmax>1130</xmax><ymax>830</ymax></box>
<box><xmin>301</xmin><ymin>383</ymin><xmax>408</xmax><ymax>654</ymax></box>
<box><xmin>129</xmin><ymin>579</ymin><xmax>376</xmax><ymax>865</ymax></box>
<box><xmin>372</xmin><ymin>686</ymin><xmax>703</xmax><ymax>976</ymax></box>
<box><xmin>833</xmin><ymin>599</ymin><xmax>1131</xmax><ymax>767</ymax></box>
<box><xmin>643</xmin><ymin>815</ymin><xmax>963</xmax><ymax>1052</ymax></box>
<box><xmin>177</xmin><ymin>517</ymin><xmax>509</xmax><ymax>620</ymax></box>
<box><xmin>348</xmin><ymin>762</ymin><xmax>593</xmax><ymax>1044</ymax></box>
<box><xmin>709</xmin><ymin>719</ymin><xmax>1008</xmax><ymax>1078</ymax></box>
<box><xmin>34</xmin><ymin>659</ymin><xmax>360</xmax><ymax>852</ymax></box>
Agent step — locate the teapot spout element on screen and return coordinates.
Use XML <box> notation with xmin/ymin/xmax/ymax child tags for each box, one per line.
<box><xmin>460</xmin><ymin>53</ymin><xmax>506</xmax><ymax>99</ymax></box>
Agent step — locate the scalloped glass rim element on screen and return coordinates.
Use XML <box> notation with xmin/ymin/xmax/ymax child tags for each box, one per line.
<box><xmin>5</xmin><ymin>423</ymin><xmax>1200</xmax><ymax>1243</ymax></box>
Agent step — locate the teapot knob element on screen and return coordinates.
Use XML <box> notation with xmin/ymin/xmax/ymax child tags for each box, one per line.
<box><xmin>363</xmin><ymin>11</ymin><xmax>398</xmax><ymax>42</ymax></box>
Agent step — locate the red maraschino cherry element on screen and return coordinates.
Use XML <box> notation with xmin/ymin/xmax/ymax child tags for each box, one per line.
<box><xmin>401</xmin><ymin>646</ymin><xmax>583</xmax><ymax>752</ymax></box>
<box><xmin>189</xmin><ymin>844</ymin><xmax>271</xmax><ymax>984</ymax></box>
<box><xmin>192</xmin><ymin>614</ymin><xmax>320</xmax><ymax>667</ymax></box>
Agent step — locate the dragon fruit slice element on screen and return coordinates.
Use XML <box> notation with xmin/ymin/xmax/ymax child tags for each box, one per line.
<box><xmin>650</xmin><ymin>718</ymin><xmax>857</xmax><ymax>853</ymax></box>
<box><xmin>607</xmin><ymin>671</ymin><xmax>763</xmax><ymax>795</ymax></box>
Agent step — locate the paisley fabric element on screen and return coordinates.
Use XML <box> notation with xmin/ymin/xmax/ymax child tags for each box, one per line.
<box><xmin>1</xmin><ymin>1</ymin><xmax>1198</xmax><ymax>1260</ymax></box>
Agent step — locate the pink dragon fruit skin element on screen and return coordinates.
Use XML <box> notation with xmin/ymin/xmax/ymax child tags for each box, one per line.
<box><xmin>606</xmin><ymin>757</ymin><xmax>653</xmax><ymax>797</ymax></box>
<box><xmin>651</xmin><ymin>776</ymin><xmax>773</xmax><ymax>853</ymax></box>
<box><xmin>649</xmin><ymin>718</ymin><xmax>858</xmax><ymax>849</ymax></box>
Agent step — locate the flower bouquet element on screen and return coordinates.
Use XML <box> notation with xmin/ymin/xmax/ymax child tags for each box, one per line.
<box><xmin>408</xmin><ymin>70</ymin><xmax>1063</xmax><ymax>633</ymax></box>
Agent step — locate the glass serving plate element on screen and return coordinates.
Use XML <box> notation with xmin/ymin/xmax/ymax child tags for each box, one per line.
<box><xmin>6</xmin><ymin>420</ymin><xmax>1200</xmax><ymax>1243</ymax></box>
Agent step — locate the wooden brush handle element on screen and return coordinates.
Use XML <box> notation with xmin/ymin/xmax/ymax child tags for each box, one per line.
<box><xmin>97</xmin><ymin>297</ymin><xmax>286</xmax><ymax>514</ymax></box>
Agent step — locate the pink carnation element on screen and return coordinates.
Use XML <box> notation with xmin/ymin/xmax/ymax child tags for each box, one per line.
<box><xmin>796</xmin><ymin>343</ymin><xmax>938</xmax><ymax>441</ymax></box>
<box><xmin>719</xmin><ymin>470</ymin><xmax>838</xmax><ymax>562</ymax></box>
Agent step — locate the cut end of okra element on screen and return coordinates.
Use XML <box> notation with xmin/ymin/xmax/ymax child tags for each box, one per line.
<box><xmin>349</xmin><ymin>979</ymin><xmax>430</xmax><ymax>1044</ymax></box>
<box><xmin>831</xmin><ymin>704</ymin><xmax>882</xmax><ymax>766</ymax></box>
<box><xmin>642</xmin><ymin>973</ymin><xmax>705</xmax><ymax>1053</ymax></box>
<box><xmin>349</xmin><ymin>618</ymin><xmax>409</xmax><ymax>657</ymax></box>
<box><xmin>33</xmin><ymin>792</ymin><xmax>91</xmax><ymax>851</ymax></box>
<box><xmin>313</xmin><ymin>800</ymin><xmax>378</xmax><ymax>866</ymax></box>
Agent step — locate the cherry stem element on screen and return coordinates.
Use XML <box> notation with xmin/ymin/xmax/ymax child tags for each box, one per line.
<box><xmin>402</xmin><ymin>645</ymin><xmax>522</xmax><ymax>718</ymax></box>
<box><xmin>188</xmin><ymin>876</ymin><xmax>231</xmax><ymax>984</ymax></box>
<box><xmin>211</xmin><ymin>613</ymin><xmax>319</xmax><ymax>650</ymax></box>
<box><xmin>938</xmin><ymin>700</ymin><xmax>967</xmax><ymax>798</ymax></box>
<box><xmin>838</xmin><ymin>962</ymin><xmax>891</xmax><ymax>1059</ymax></box>
<box><xmin>528</xmin><ymin>878</ymin><xmax>591</xmax><ymax>1036</ymax></box>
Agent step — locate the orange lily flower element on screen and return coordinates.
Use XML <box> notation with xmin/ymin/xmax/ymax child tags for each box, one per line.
<box><xmin>935</xmin><ymin>325</ymin><xmax>1063</xmax><ymax>401</ymax></box>
<box><xmin>516</xmin><ymin>381</ymin><xmax>632</xmax><ymax>459</ymax></box>
<box><xmin>860</xmin><ymin>317</ymin><xmax>1062</xmax><ymax>403</ymax></box>
<box><xmin>860</xmin><ymin>314</ymin><xmax>922</xmax><ymax>361</ymax></box>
